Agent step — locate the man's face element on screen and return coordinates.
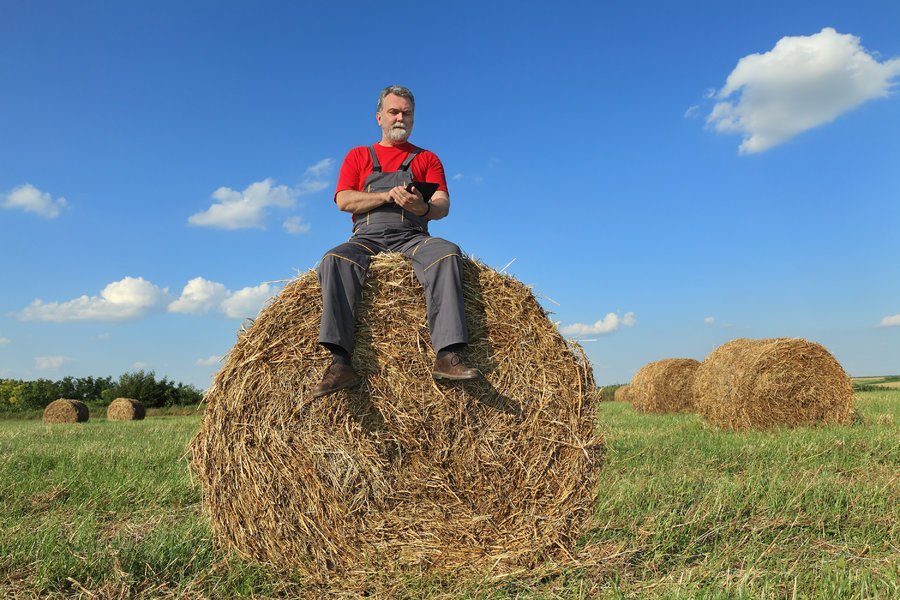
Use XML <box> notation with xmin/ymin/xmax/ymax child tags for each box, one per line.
<box><xmin>376</xmin><ymin>94</ymin><xmax>414</xmax><ymax>143</ymax></box>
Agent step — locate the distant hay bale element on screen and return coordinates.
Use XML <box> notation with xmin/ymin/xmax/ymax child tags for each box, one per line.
<box><xmin>630</xmin><ymin>359</ymin><xmax>700</xmax><ymax>413</ymax></box>
<box><xmin>43</xmin><ymin>399</ymin><xmax>89</xmax><ymax>424</ymax></box>
<box><xmin>190</xmin><ymin>254</ymin><xmax>603</xmax><ymax>582</ymax></box>
<box><xmin>106</xmin><ymin>397</ymin><xmax>146</xmax><ymax>421</ymax></box>
<box><xmin>695</xmin><ymin>338</ymin><xmax>853</xmax><ymax>430</ymax></box>
<box><xmin>614</xmin><ymin>384</ymin><xmax>632</xmax><ymax>403</ymax></box>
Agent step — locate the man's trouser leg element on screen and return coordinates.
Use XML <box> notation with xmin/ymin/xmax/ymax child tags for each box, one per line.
<box><xmin>317</xmin><ymin>240</ymin><xmax>378</xmax><ymax>354</ymax></box>
<box><xmin>400</xmin><ymin>236</ymin><xmax>468</xmax><ymax>352</ymax></box>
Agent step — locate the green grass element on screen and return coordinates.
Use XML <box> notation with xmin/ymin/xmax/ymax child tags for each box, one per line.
<box><xmin>1</xmin><ymin>393</ymin><xmax>897</xmax><ymax>598</ymax></box>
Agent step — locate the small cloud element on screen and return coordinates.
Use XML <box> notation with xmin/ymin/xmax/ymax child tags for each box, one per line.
<box><xmin>305</xmin><ymin>157</ymin><xmax>334</xmax><ymax>178</ymax></box>
<box><xmin>188</xmin><ymin>159</ymin><xmax>333</xmax><ymax>231</ymax></box>
<box><xmin>560</xmin><ymin>312</ymin><xmax>636</xmax><ymax>336</ymax></box>
<box><xmin>3</xmin><ymin>184</ymin><xmax>67</xmax><ymax>218</ymax></box>
<box><xmin>0</xmin><ymin>337</ymin><xmax>11</xmax><ymax>346</ymax></box>
<box><xmin>96</xmin><ymin>333</ymin><xmax>112</xmax><ymax>341</ymax></box>
<box><xmin>196</xmin><ymin>355</ymin><xmax>223</xmax><ymax>366</ymax></box>
<box><xmin>880</xmin><ymin>314</ymin><xmax>900</xmax><ymax>327</ymax></box>
<box><xmin>169</xmin><ymin>277</ymin><xmax>230</xmax><ymax>314</ymax></box>
<box><xmin>221</xmin><ymin>283</ymin><xmax>278</xmax><ymax>319</ymax></box>
<box><xmin>188</xmin><ymin>179</ymin><xmax>295</xmax><ymax>230</ymax></box>
<box><xmin>18</xmin><ymin>277</ymin><xmax>169</xmax><ymax>322</ymax></box>
<box><xmin>283</xmin><ymin>216</ymin><xmax>311</xmax><ymax>235</ymax></box>
<box><xmin>684</xmin><ymin>105</ymin><xmax>701</xmax><ymax>119</ymax></box>
<box><xmin>132</xmin><ymin>362</ymin><xmax>149</xmax><ymax>369</ymax></box>
<box><xmin>452</xmin><ymin>173</ymin><xmax>464</xmax><ymax>181</ymax></box>
<box><xmin>35</xmin><ymin>356</ymin><xmax>70</xmax><ymax>370</ymax></box>
<box><xmin>706</xmin><ymin>27</ymin><xmax>900</xmax><ymax>154</ymax></box>
<box><xmin>704</xmin><ymin>316</ymin><xmax>716</xmax><ymax>325</ymax></box>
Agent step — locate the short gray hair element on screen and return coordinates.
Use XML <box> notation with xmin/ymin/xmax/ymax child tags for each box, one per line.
<box><xmin>376</xmin><ymin>85</ymin><xmax>415</xmax><ymax>113</ymax></box>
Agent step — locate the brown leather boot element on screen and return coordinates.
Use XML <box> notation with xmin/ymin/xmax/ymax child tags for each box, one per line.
<box><xmin>312</xmin><ymin>363</ymin><xmax>362</xmax><ymax>398</ymax></box>
<box><xmin>432</xmin><ymin>352</ymin><xmax>480</xmax><ymax>380</ymax></box>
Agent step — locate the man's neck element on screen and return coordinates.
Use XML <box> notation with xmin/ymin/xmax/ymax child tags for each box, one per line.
<box><xmin>378</xmin><ymin>139</ymin><xmax>410</xmax><ymax>147</ymax></box>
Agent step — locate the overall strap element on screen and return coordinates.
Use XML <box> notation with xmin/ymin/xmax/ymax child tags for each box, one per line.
<box><xmin>399</xmin><ymin>150</ymin><xmax>420</xmax><ymax>171</ymax></box>
<box><xmin>367</xmin><ymin>146</ymin><xmax>382</xmax><ymax>172</ymax></box>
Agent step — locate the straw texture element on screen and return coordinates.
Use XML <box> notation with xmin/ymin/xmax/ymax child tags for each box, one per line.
<box><xmin>613</xmin><ymin>384</ymin><xmax>632</xmax><ymax>403</ymax></box>
<box><xmin>630</xmin><ymin>359</ymin><xmax>700</xmax><ymax>413</ymax></box>
<box><xmin>695</xmin><ymin>338</ymin><xmax>853</xmax><ymax>430</ymax></box>
<box><xmin>189</xmin><ymin>254</ymin><xmax>602</xmax><ymax>582</ymax></box>
<box><xmin>42</xmin><ymin>398</ymin><xmax>89</xmax><ymax>424</ymax></box>
<box><xmin>106</xmin><ymin>397</ymin><xmax>146</xmax><ymax>421</ymax></box>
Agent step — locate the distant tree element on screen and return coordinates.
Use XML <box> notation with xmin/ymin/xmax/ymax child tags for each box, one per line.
<box><xmin>101</xmin><ymin>370</ymin><xmax>203</xmax><ymax>408</ymax></box>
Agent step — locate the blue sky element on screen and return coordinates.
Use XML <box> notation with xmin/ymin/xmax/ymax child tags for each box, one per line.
<box><xmin>2</xmin><ymin>0</ymin><xmax>898</xmax><ymax>388</ymax></box>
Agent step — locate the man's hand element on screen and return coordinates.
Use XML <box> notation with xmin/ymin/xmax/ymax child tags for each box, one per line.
<box><xmin>387</xmin><ymin>185</ymin><xmax>428</xmax><ymax>216</ymax></box>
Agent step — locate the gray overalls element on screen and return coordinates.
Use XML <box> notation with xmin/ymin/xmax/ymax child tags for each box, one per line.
<box><xmin>317</xmin><ymin>147</ymin><xmax>468</xmax><ymax>355</ymax></box>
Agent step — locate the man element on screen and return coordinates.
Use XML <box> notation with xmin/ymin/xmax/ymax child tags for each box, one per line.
<box><xmin>313</xmin><ymin>85</ymin><xmax>480</xmax><ymax>398</ymax></box>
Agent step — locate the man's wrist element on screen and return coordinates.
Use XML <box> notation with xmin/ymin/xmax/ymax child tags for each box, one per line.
<box><xmin>420</xmin><ymin>201</ymin><xmax>431</xmax><ymax>218</ymax></box>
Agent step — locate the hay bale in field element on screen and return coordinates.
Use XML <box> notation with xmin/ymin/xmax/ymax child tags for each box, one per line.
<box><xmin>42</xmin><ymin>399</ymin><xmax>89</xmax><ymax>424</ymax></box>
<box><xmin>614</xmin><ymin>384</ymin><xmax>632</xmax><ymax>403</ymax></box>
<box><xmin>630</xmin><ymin>359</ymin><xmax>700</xmax><ymax>413</ymax></box>
<box><xmin>106</xmin><ymin>397</ymin><xmax>146</xmax><ymax>421</ymax></box>
<box><xmin>695</xmin><ymin>338</ymin><xmax>853</xmax><ymax>430</ymax></box>
<box><xmin>189</xmin><ymin>253</ymin><xmax>603</xmax><ymax>581</ymax></box>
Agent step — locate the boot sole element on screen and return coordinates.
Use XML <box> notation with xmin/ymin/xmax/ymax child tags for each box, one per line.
<box><xmin>432</xmin><ymin>372</ymin><xmax>481</xmax><ymax>381</ymax></box>
<box><xmin>312</xmin><ymin>378</ymin><xmax>363</xmax><ymax>398</ymax></box>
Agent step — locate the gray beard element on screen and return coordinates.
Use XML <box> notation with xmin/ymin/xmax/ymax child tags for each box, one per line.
<box><xmin>389</xmin><ymin>126</ymin><xmax>409</xmax><ymax>142</ymax></box>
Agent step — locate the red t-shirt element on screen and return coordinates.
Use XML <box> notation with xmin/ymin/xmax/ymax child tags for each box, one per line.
<box><xmin>334</xmin><ymin>142</ymin><xmax>449</xmax><ymax>198</ymax></box>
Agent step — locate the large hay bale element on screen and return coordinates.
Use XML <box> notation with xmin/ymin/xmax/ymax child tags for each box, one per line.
<box><xmin>695</xmin><ymin>338</ymin><xmax>853</xmax><ymax>430</ymax></box>
<box><xmin>106</xmin><ymin>397</ymin><xmax>146</xmax><ymax>421</ymax></box>
<box><xmin>630</xmin><ymin>358</ymin><xmax>699</xmax><ymax>413</ymax></box>
<box><xmin>613</xmin><ymin>383</ymin><xmax>632</xmax><ymax>403</ymax></box>
<box><xmin>190</xmin><ymin>254</ymin><xmax>602</xmax><ymax>580</ymax></box>
<box><xmin>43</xmin><ymin>399</ymin><xmax>89</xmax><ymax>424</ymax></box>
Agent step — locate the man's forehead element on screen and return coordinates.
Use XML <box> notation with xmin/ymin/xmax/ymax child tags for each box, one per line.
<box><xmin>382</xmin><ymin>94</ymin><xmax>413</xmax><ymax>111</ymax></box>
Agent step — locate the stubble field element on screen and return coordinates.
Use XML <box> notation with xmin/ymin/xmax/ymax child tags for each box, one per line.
<box><xmin>1</xmin><ymin>391</ymin><xmax>897</xmax><ymax>599</ymax></box>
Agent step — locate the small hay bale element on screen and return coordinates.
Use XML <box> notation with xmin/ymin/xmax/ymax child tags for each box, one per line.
<box><xmin>613</xmin><ymin>384</ymin><xmax>632</xmax><ymax>403</ymax></box>
<box><xmin>190</xmin><ymin>254</ymin><xmax>603</xmax><ymax>582</ymax></box>
<box><xmin>695</xmin><ymin>337</ymin><xmax>853</xmax><ymax>430</ymax></box>
<box><xmin>106</xmin><ymin>397</ymin><xmax>146</xmax><ymax>421</ymax></box>
<box><xmin>630</xmin><ymin>359</ymin><xmax>700</xmax><ymax>413</ymax></box>
<box><xmin>43</xmin><ymin>399</ymin><xmax>89</xmax><ymax>424</ymax></box>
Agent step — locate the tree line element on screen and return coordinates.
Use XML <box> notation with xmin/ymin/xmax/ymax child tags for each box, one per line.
<box><xmin>0</xmin><ymin>370</ymin><xmax>204</xmax><ymax>411</ymax></box>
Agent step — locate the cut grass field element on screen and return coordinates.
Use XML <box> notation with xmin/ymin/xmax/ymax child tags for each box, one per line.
<box><xmin>1</xmin><ymin>392</ymin><xmax>897</xmax><ymax>598</ymax></box>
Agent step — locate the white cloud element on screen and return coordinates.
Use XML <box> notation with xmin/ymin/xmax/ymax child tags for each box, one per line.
<box><xmin>169</xmin><ymin>277</ymin><xmax>230</xmax><ymax>314</ymax></box>
<box><xmin>684</xmin><ymin>105</ymin><xmax>700</xmax><ymax>119</ymax></box>
<box><xmin>305</xmin><ymin>157</ymin><xmax>334</xmax><ymax>178</ymax></box>
<box><xmin>220</xmin><ymin>283</ymin><xmax>277</xmax><ymax>319</ymax></box>
<box><xmin>0</xmin><ymin>337</ymin><xmax>11</xmax><ymax>346</ymax></box>
<box><xmin>704</xmin><ymin>316</ymin><xmax>716</xmax><ymax>325</ymax></box>
<box><xmin>283</xmin><ymin>216</ymin><xmax>311</xmax><ymax>235</ymax></box>
<box><xmin>188</xmin><ymin>179</ymin><xmax>295</xmax><ymax>230</ymax></box>
<box><xmin>452</xmin><ymin>173</ymin><xmax>464</xmax><ymax>181</ymax></box>
<box><xmin>18</xmin><ymin>277</ymin><xmax>169</xmax><ymax>322</ymax></box>
<box><xmin>707</xmin><ymin>28</ymin><xmax>900</xmax><ymax>154</ymax></box>
<box><xmin>880</xmin><ymin>314</ymin><xmax>900</xmax><ymax>327</ymax></box>
<box><xmin>35</xmin><ymin>356</ymin><xmax>70</xmax><ymax>370</ymax></box>
<box><xmin>3</xmin><ymin>184</ymin><xmax>67</xmax><ymax>218</ymax></box>
<box><xmin>196</xmin><ymin>355</ymin><xmax>223</xmax><ymax>366</ymax></box>
<box><xmin>132</xmin><ymin>362</ymin><xmax>149</xmax><ymax>369</ymax></box>
<box><xmin>560</xmin><ymin>312</ymin><xmax>636</xmax><ymax>336</ymax></box>
<box><xmin>188</xmin><ymin>158</ymin><xmax>333</xmax><ymax>230</ymax></box>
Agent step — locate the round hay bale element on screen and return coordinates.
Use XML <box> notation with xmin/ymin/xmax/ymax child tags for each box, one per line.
<box><xmin>42</xmin><ymin>399</ymin><xmax>89</xmax><ymax>424</ymax></box>
<box><xmin>695</xmin><ymin>338</ymin><xmax>853</xmax><ymax>430</ymax></box>
<box><xmin>190</xmin><ymin>254</ymin><xmax>603</xmax><ymax>580</ymax></box>
<box><xmin>613</xmin><ymin>384</ymin><xmax>632</xmax><ymax>403</ymax></box>
<box><xmin>630</xmin><ymin>358</ymin><xmax>700</xmax><ymax>413</ymax></box>
<box><xmin>106</xmin><ymin>397</ymin><xmax>146</xmax><ymax>421</ymax></box>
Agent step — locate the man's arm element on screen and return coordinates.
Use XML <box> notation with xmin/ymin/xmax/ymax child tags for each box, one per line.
<box><xmin>338</xmin><ymin>187</ymin><xmax>450</xmax><ymax>220</ymax></box>
<box><xmin>335</xmin><ymin>189</ymin><xmax>391</xmax><ymax>214</ymax></box>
